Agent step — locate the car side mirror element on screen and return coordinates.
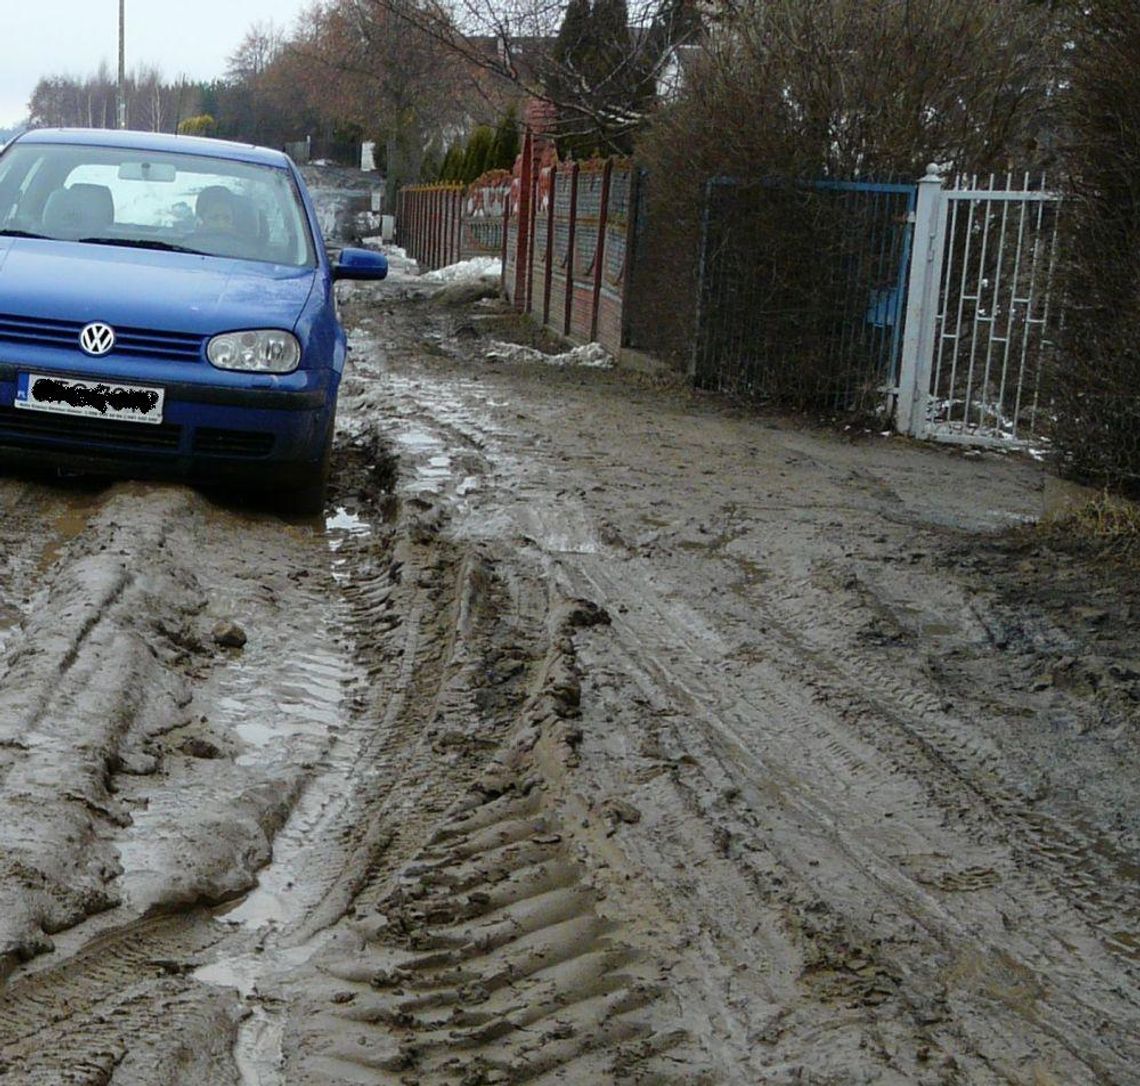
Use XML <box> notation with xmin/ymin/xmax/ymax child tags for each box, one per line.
<box><xmin>332</xmin><ymin>247</ymin><xmax>388</xmax><ymax>281</ymax></box>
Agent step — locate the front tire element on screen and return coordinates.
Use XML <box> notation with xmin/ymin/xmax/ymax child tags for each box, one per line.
<box><xmin>277</xmin><ymin>421</ymin><xmax>333</xmax><ymax>516</ymax></box>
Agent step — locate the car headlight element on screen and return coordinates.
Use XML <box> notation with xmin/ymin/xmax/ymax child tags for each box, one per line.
<box><xmin>207</xmin><ymin>330</ymin><xmax>301</xmax><ymax>373</ymax></box>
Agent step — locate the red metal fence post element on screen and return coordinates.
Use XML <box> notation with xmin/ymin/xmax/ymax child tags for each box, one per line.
<box><xmin>543</xmin><ymin>164</ymin><xmax>557</xmax><ymax>326</ymax></box>
<box><xmin>432</xmin><ymin>188</ymin><xmax>442</xmax><ymax>269</ymax></box>
<box><xmin>512</xmin><ymin>129</ymin><xmax>534</xmax><ymax>311</ymax></box>
<box><xmin>590</xmin><ymin>158</ymin><xmax>614</xmax><ymax>342</ymax></box>
<box><xmin>457</xmin><ymin>186</ymin><xmax>465</xmax><ymax>263</ymax></box>
<box><xmin>439</xmin><ymin>188</ymin><xmax>445</xmax><ymax>266</ymax></box>
<box><xmin>525</xmin><ymin>157</ymin><xmax>538</xmax><ymax>313</ymax></box>
<box><xmin>451</xmin><ymin>187</ymin><xmax>460</xmax><ymax>266</ymax></box>
<box><xmin>410</xmin><ymin>190</ymin><xmax>419</xmax><ymax>263</ymax></box>
<box><xmin>449</xmin><ymin>186</ymin><xmax>457</xmax><ymax>266</ymax></box>
<box><xmin>444</xmin><ymin>187</ymin><xmax>451</xmax><ymax>266</ymax></box>
<box><xmin>500</xmin><ymin>178</ymin><xmax>511</xmax><ymax>298</ymax></box>
<box><xmin>433</xmin><ymin>188</ymin><xmax>442</xmax><ymax>268</ymax></box>
<box><xmin>563</xmin><ymin>162</ymin><xmax>579</xmax><ymax>337</ymax></box>
<box><xmin>414</xmin><ymin>189</ymin><xmax>423</xmax><ymax>266</ymax></box>
<box><xmin>404</xmin><ymin>189</ymin><xmax>413</xmax><ymax>262</ymax></box>
<box><xmin>415</xmin><ymin>188</ymin><xmax>422</xmax><ymax>266</ymax></box>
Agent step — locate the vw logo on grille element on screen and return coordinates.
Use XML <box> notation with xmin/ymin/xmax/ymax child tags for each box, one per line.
<box><xmin>79</xmin><ymin>322</ymin><xmax>116</xmax><ymax>356</ymax></box>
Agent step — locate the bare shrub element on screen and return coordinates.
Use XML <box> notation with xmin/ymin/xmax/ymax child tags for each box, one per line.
<box><xmin>1054</xmin><ymin>1</ymin><xmax>1140</xmax><ymax>496</ymax></box>
<box><xmin>630</xmin><ymin>0</ymin><xmax>1063</xmax><ymax>393</ymax></box>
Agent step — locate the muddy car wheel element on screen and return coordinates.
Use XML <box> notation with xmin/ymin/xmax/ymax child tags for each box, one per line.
<box><xmin>277</xmin><ymin>424</ymin><xmax>332</xmax><ymax>516</ymax></box>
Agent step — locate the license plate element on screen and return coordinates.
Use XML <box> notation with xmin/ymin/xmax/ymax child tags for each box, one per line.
<box><xmin>15</xmin><ymin>372</ymin><xmax>165</xmax><ymax>424</ymax></box>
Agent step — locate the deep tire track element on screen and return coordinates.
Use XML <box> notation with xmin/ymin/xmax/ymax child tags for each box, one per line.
<box><xmin>558</xmin><ymin>553</ymin><xmax>1138</xmax><ymax>1083</ymax></box>
<box><xmin>759</xmin><ymin>569</ymin><xmax>1140</xmax><ymax>961</ymax></box>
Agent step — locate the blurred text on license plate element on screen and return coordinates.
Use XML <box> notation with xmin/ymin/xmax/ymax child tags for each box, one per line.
<box><xmin>15</xmin><ymin>372</ymin><xmax>164</xmax><ymax>424</ymax></box>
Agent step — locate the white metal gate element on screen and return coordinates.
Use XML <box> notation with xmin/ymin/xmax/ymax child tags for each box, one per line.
<box><xmin>896</xmin><ymin>167</ymin><xmax>1062</xmax><ymax>448</ymax></box>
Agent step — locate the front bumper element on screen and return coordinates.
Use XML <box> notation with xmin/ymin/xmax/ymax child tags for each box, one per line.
<box><xmin>0</xmin><ymin>361</ymin><xmax>335</xmax><ymax>486</ymax></box>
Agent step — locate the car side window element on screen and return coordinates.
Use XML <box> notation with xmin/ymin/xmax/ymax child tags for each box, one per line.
<box><xmin>0</xmin><ymin>151</ymin><xmax>51</xmax><ymax>231</ymax></box>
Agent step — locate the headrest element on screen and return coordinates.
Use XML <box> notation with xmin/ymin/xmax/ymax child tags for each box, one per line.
<box><xmin>42</xmin><ymin>183</ymin><xmax>115</xmax><ymax>237</ymax></box>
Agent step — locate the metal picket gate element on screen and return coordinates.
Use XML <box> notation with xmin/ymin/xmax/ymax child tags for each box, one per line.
<box><xmin>896</xmin><ymin>168</ymin><xmax>1063</xmax><ymax>448</ymax></box>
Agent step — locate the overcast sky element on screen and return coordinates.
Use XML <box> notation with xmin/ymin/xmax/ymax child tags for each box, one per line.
<box><xmin>1</xmin><ymin>1</ymin><xmax>314</xmax><ymax>127</ymax></box>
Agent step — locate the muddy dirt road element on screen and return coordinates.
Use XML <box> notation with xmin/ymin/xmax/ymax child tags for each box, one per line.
<box><xmin>0</xmin><ymin>248</ymin><xmax>1137</xmax><ymax>1084</ymax></box>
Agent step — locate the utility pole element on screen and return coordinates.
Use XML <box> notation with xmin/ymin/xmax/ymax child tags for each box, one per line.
<box><xmin>117</xmin><ymin>0</ymin><xmax>126</xmax><ymax>129</ymax></box>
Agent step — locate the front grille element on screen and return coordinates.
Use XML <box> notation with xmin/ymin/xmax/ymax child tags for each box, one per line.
<box><xmin>0</xmin><ymin>313</ymin><xmax>203</xmax><ymax>363</ymax></box>
<box><xmin>193</xmin><ymin>427</ymin><xmax>275</xmax><ymax>457</ymax></box>
<box><xmin>0</xmin><ymin>406</ymin><xmax>181</xmax><ymax>451</ymax></box>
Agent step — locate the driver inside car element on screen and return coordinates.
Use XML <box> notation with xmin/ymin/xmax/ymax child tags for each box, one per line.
<box><xmin>195</xmin><ymin>185</ymin><xmax>239</xmax><ymax>232</ymax></box>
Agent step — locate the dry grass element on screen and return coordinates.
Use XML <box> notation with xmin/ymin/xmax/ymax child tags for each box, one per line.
<box><xmin>1044</xmin><ymin>490</ymin><xmax>1140</xmax><ymax>562</ymax></box>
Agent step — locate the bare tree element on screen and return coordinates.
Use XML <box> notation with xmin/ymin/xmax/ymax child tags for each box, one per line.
<box><xmin>134</xmin><ymin>67</ymin><xmax>166</xmax><ymax>132</ymax></box>
<box><xmin>356</xmin><ymin>0</ymin><xmax>701</xmax><ymax>153</ymax></box>
<box><xmin>277</xmin><ymin>0</ymin><xmax>475</xmax><ymax>198</ymax></box>
<box><xmin>83</xmin><ymin>63</ymin><xmax>116</xmax><ymax>128</ymax></box>
<box><xmin>28</xmin><ymin>77</ymin><xmax>75</xmax><ymax>128</ymax></box>
<box><xmin>227</xmin><ymin>22</ymin><xmax>286</xmax><ymax>83</ymax></box>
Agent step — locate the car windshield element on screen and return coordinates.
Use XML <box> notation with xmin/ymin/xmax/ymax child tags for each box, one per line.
<box><xmin>0</xmin><ymin>141</ymin><xmax>317</xmax><ymax>267</ymax></box>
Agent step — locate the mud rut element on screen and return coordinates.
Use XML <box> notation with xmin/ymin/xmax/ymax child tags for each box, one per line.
<box><xmin>0</xmin><ymin>274</ymin><xmax>1136</xmax><ymax>1084</ymax></box>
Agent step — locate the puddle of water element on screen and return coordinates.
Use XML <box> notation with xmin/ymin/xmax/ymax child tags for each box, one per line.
<box><xmin>182</xmin><ymin>554</ymin><xmax>383</xmax><ymax>932</ymax></box>
<box><xmin>325</xmin><ymin>506</ymin><xmax>372</xmax><ymax>536</ymax></box>
<box><xmin>395</xmin><ymin>426</ymin><xmax>444</xmax><ymax>453</ymax></box>
<box><xmin>234</xmin><ymin>1007</ymin><xmax>284</xmax><ymax>1086</ymax></box>
<box><xmin>0</xmin><ymin>602</ymin><xmax>20</xmax><ymax>659</ymax></box>
<box><xmin>418</xmin><ymin>453</ymin><xmax>453</xmax><ymax>490</ymax></box>
<box><xmin>381</xmin><ymin>425</ymin><xmax>456</xmax><ymax>493</ymax></box>
<box><xmin>184</xmin><ymin>547</ymin><xmax>375</xmax><ymax>1082</ymax></box>
<box><xmin>195</xmin><ymin>938</ymin><xmax>333</xmax><ymax>1085</ymax></box>
<box><xmin>36</xmin><ymin>497</ymin><xmax>99</xmax><ymax>573</ymax></box>
<box><xmin>195</xmin><ymin>956</ymin><xmax>284</xmax><ymax>1086</ymax></box>
<box><xmin>325</xmin><ymin>506</ymin><xmax>374</xmax><ymax>555</ymax></box>
<box><xmin>214</xmin><ymin>645</ymin><xmax>348</xmax><ymax>769</ymax></box>
<box><xmin>216</xmin><ymin>749</ymin><xmax>359</xmax><ymax>928</ymax></box>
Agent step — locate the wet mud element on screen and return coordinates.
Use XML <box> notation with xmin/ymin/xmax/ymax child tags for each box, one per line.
<box><xmin>0</xmin><ymin>248</ymin><xmax>1136</xmax><ymax>1083</ymax></box>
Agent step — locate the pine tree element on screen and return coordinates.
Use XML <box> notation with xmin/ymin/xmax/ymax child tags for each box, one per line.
<box><xmin>550</xmin><ymin>0</ymin><xmax>644</xmax><ymax>158</ymax></box>
<box><xmin>439</xmin><ymin>143</ymin><xmax>465</xmax><ymax>181</ymax></box>
<box><xmin>461</xmin><ymin>126</ymin><xmax>495</xmax><ymax>183</ymax></box>
<box><xmin>489</xmin><ymin>107</ymin><xmax>521</xmax><ymax>170</ymax></box>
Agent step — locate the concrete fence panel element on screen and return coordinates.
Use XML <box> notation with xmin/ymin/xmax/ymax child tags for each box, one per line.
<box><xmin>401</xmin><ymin>142</ymin><xmax>636</xmax><ymax>356</ymax></box>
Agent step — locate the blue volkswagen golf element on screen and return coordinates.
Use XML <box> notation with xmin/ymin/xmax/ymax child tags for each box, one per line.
<box><xmin>0</xmin><ymin>128</ymin><xmax>387</xmax><ymax>513</ymax></box>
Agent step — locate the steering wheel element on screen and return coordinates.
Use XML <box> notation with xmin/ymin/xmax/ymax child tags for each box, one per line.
<box><xmin>190</xmin><ymin>230</ymin><xmax>250</xmax><ymax>258</ymax></box>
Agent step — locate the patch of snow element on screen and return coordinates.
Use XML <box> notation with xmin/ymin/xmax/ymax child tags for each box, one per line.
<box><xmin>381</xmin><ymin>247</ymin><xmax>419</xmax><ymax>280</ymax></box>
<box><xmin>423</xmin><ymin>257</ymin><xmax>502</xmax><ymax>284</ymax></box>
<box><xmin>484</xmin><ymin>340</ymin><xmax>614</xmax><ymax>369</ymax></box>
<box><xmin>349</xmin><ymin>246</ymin><xmax>500</xmax><ymax>287</ymax></box>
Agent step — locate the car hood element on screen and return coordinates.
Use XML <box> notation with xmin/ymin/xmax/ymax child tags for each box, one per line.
<box><xmin>0</xmin><ymin>238</ymin><xmax>319</xmax><ymax>335</ymax></box>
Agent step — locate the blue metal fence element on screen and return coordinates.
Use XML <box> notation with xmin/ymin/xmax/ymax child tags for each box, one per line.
<box><xmin>692</xmin><ymin>178</ymin><xmax>918</xmax><ymax>410</ymax></box>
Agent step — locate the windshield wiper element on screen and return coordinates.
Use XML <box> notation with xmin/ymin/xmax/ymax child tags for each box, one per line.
<box><xmin>78</xmin><ymin>236</ymin><xmax>206</xmax><ymax>254</ymax></box>
<box><xmin>0</xmin><ymin>228</ymin><xmax>49</xmax><ymax>240</ymax></box>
